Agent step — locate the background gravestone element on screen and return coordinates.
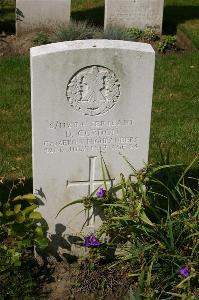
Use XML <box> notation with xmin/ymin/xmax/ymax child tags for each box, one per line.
<box><xmin>16</xmin><ymin>0</ymin><xmax>71</xmax><ymax>35</ymax></box>
<box><xmin>105</xmin><ymin>0</ymin><xmax>164</xmax><ymax>34</ymax></box>
<box><xmin>31</xmin><ymin>40</ymin><xmax>155</xmax><ymax>250</ymax></box>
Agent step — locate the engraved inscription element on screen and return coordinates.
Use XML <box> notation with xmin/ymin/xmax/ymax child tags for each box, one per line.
<box><xmin>107</xmin><ymin>0</ymin><xmax>162</xmax><ymax>29</ymax></box>
<box><xmin>66</xmin><ymin>66</ymin><xmax>120</xmax><ymax>116</ymax></box>
<box><xmin>43</xmin><ymin>119</ymin><xmax>139</xmax><ymax>154</ymax></box>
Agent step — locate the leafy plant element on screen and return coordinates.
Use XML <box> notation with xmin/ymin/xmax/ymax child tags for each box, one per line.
<box><xmin>0</xmin><ymin>181</ymin><xmax>48</xmax><ymax>274</ymax></box>
<box><xmin>0</xmin><ymin>179</ymin><xmax>48</xmax><ymax>298</ymax></box>
<box><xmin>0</xmin><ymin>0</ymin><xmax>6</xmax><ymax>9</ymax></box>
<box><xmin>128</xmin><ymin>27</ymin><xmax>143</xmax><ymax>40</ymax></box>
<box><xmin>0</xmin><ymin>192</ymin><xmax>48</xmax><ymax>254</ymax></box>
<box><xmin>128</xmin><ymin>27</ymin><xmax>159</xmax><ymax>42</ymax></box>
<box><xmin>59</xmin><ymin>157</ymin><xmax>199</xmax><ymax>299</ymax></box>
<box><xmin>103</xmin><ymin>25</ymin><xmax>133</xmax><ymax>41</ymax></box>
<box><xmin>53</xmin><ymin>21</ymin><xmax>101</xmax><ymax>42</ymax></box>
<box><xmin>142</xmin><ymin>27</ymin><xmax>159</xmax><ymax>42</ymax></box>
<box><xmin>33</xmin><ymin>31</ymin><xmax>51</xmax><ymax>46</ymax></box>
<box><xmin>158</xmin><ymin>35</ymin><xmax>177</xmax><ymax>53</ymax></box>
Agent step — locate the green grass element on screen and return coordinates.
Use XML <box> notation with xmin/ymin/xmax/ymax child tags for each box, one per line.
<box><xmin>0</xmin><ymin>0</ymin><xmax>15</xmax><ymax>33</ymax></box>
<box><xmin>163</xmin><ymin>0</ymin><xmax>199</xmax><ymax>34</ymax></box>
<box><xmin>150</xmin><ymin>52</ymin><xmax>199</xmax><ymax>164</ymax></box>
<box><xmin>178</xmin><ymin>19</ymin><xmax>199</xmax><ymax>49</ymax></box>
<box><xmin>71</xmin><ymin>0</ymin><xmax>104</xmax><ymax>26</ymax></box>
<box><xmin>71</xmin><ymin>0</ymin><xmax>104</xmax><ymax>12</ymax></box>
<box><xmin>0</xmin><ymin>57</ymin><xmax>31</xmax><ymax>178</ymax></box>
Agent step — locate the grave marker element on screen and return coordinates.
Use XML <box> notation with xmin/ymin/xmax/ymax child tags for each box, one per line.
<box><xmin>16</xmin><ymin>0</ymin><xmax>71</xmax><ymax>35</ymax></box>
<box><xmin>31</xmin><ymin>40</ymin><xmax>155</xmax><ymax>248</ymax></box>
<box><xmin>105</xmin><ymin>0</ymin><xmax>164</xmax><ymax>34</ymax></box>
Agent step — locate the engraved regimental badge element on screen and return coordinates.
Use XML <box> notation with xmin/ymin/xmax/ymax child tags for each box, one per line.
<box><xmin>66</xmin><ymin>65</ymin><xmax>120</xmax><ymax>116</ymax></box>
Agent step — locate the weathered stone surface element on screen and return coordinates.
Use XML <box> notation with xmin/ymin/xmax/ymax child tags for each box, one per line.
<box><xmin>105</xmin><ymin>0</ymin><xmax>164</xmax><ymax>33</ymax></box>
<box><xmin>31</xmin><ymin>40</ymin><xmax>155</xmax><ymax>249</ymax></box>
<box><xmin>16</xmin><ymin>0</ymin><xmax>71</xmax><ymax>35</ymax></box>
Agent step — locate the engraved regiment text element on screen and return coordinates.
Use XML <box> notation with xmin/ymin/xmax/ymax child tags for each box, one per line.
<box><xmin>44</xmin><ymin>119</ymin><xmax>139</xmax><ymax>154</ymax></box>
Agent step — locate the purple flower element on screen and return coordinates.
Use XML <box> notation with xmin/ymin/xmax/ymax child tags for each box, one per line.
<box><xmin>83</xmin><ymin>233</ymin><xmax>101</xmax><ymax>248</ymax></box>
<box><xmin>96</xmin><ymin>187</ymin><xmax>106</xmax><ymax>198</ymax></box>
<box><xmin>179</xmin><ymin>266</ymin><xmax>190</xmax><ymax>278</ymax></box>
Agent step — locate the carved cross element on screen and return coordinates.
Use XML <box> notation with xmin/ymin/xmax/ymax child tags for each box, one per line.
<box><xmin>66</xmin><ymin>156</ymin><xmax>115</xmax><ymax>227</ymax></box>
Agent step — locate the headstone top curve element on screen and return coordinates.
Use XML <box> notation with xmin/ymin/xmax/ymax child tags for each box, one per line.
<box><xmin>30</xmin><ymin>40</ymin><xmax>155</xmax><ymax>57</ymax></box>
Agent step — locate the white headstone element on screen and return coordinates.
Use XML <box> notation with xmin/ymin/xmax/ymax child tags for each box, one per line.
<box><xmin>105</xmin><ymin>0</ymin><xmax>164</xmax><ymax>34</ymax></box>
<box><xmin>31</xmin><ymin>40</ymin><xmax>155</xmax><ymax>248</ymax></box>
<box><xmin>16</xmin><ymin>0</ymin><xmax>71</xmax><ymax>35</ymax></box>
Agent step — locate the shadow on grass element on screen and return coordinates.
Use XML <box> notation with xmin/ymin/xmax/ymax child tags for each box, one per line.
<box><xmin>148</xmin><ymin>165</ymin><xmax>199</xmax><ymax>217</ymax></box>
<box><xmin>0</xmin><ymin>8</ymin><xmax>15</xmax><ymax>34</ymax></box>
<box><xmin>0</xmin><ymin>177</ymin><xmax>33</xmax><ymax>201</ymax></box>
<box><xmin>71</xmin><ymin>6</ymin><xmax>104</xmax><ymax>27</ymax></box>
<box><xmin>163</xmin><ymin>5</ymin><xmax>199</xmax><ymax>34</ymax></box>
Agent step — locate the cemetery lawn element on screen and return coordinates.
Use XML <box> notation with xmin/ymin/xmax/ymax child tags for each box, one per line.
<box><xmin>178</xmin><ymin>20</ymin><xmax>199</xmax><ymax>50</ymax></box>
<box><xmin>0</xmin><ymin>51</ymin><xmax>198</xmax><ymax>179</ymax></box>
<box><xmin>0</xmin><ymin>1</ymin><xmax>199</xmax><ymax>299</ymax></box>
<box><xmin>0</xmin><ymin>0</ymin><xmax>15</xmax><ymax>33</ymax></box>
<box><xmin>0</xmin><ymin>0</ymin><xmax>199</xmax><ymax>179</ymax></box>
<box><xmin>0</xmin><ymin>57</ymin><xmax>31</xmax><ymax>178</ymax></box>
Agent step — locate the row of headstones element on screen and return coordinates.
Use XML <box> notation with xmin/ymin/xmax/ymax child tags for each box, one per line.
<box><xmin>31</xmin><ymin>38</ymin><xmax>155</xmax><ymax>254</ymax></box>
<box><xmin>16</xmin><ymin>0</ymin><xmax>164</xmax><ymax>35</ymax></box>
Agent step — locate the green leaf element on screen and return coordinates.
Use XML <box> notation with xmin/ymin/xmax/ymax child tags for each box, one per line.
<box><xmin>102</xmin><ymin>203</ymin><xmax>128</xmax><ymax>210</ymax></box>
<box><xmin>139</xmin><ymin>210</ymin><xmax>154</xmax><ymax>226</ymax></box>
<box><xmin>131</xmin><ymin>288</ymin><xmax>143</xmax><ymax>300</ymax></box>
<box><xmin>166</xmin><ymin>292</ymin><xmax>184</xmax><ymax>298</ymax></box>
<box><xmin>35</xmin><ymin>226</ymin><xmax>44</xmax><ymax>237</ymax></box>
<box><xmin>29</xmin><ymin>211</ymin><xmax>42</xmax><ymax>220</ymax></box>
<box><xmin>176</xmin><ymin>156</ymin><xmax>198</xmax><ymax>186</ymax></box>
<box><xmin>16</xmin><ymin>213</ymin><xmax>26</xmax><ymax>223</ymax></box>
<box><xmin>13</xmin><ymin>195</ymin><xmax>23</xmax><ymax>201</ymax></box>
<box><xmin>10</xmin><ymin>250</ymin><xmax>21</xmax><ymax>267</ymax></box>
<box><xmin>150</xmin><ymin>163</ymin><xmax>182</xmax><ymax>176</ymax></box>
<box><xmin>0</xmin><ymin>211</ymin><xmax>3</xmax><ymax>217</ymax></box>
<box><xmin>176</xmin><ymin>274</ymin><xmax>195</xmax><ymax>288</ymax></box>
<box><xmin>23</xmin><ymin>204</ymin><xmax>37</xmax><ymax>215</ymax></box>
<box><xmin>100</xmin><ymin>154</ymin><xmax>114</xmax><ymax>190</ymax></box>
<box><xmin>20</xmin><ymin>239</ymin><xmax>32</xmax><ymax>248</ymax></box>
<box><xmin>109</xmin><ymin>184</ymin><xmax>123</xmax><ymax>194</ymax></box>
<box><xmin>56</xmin><ymin>199</ymin><xmax>83</xmax><ymax>218</ymax></box>
<box><xmin>151</xmin><ymin>178</ymin><xmax>178</xmax><ymax>202</ymax></box>
<box><xmin>146</xmin><ymin>258</ymin><xmax>155</xmax><ymax>288</ymax></box>
<box><xmin>14</xmin><ymin>204</ymin><xmax>21</xmax><ymax>214</ymax></box>
<box><xmin>120</xmin><ymin>153</ymin><xmax>136</xmax><ymax>172</ymax></box>
<box><xmin>5</xmin><ymin>210</ymin><xmax>14</xmax><ymax>217</ymax></box>
<box><xmin>101</xmin><ymin>154</ymin><xmax>108</xmax><ymax>191</ymax></box>
<box><xmin>35</xmin><ymin>237</ymin><xmax>48</xmax><ymax>249</ymax></box>
<box><xmin>22</xmin><ymin>193</ymin><xmax>36</xmax><ymax>201</ymax></box>
<box><xmin>128</xmin><ymin>273</ymin><xmax>140</xmax><ymax>277</ymax></box>
<box><xmin>167</xmin><ymin>211</ymin><xmax>175</xmax><ymax>250</ymax></box>
<box><xmin>13</xmin><ymin>193</ymin><xmax>36</xmax><ymax>203</ymax></box>
<box><xmin>112</xmin><ymin>216</ymin><xmax>132</xmax><ymax>222</ymax></box>
<box><xmin>185</xmin><ymin>232</ymin><xmax>199</xmax><ymax>240</ymax></box>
